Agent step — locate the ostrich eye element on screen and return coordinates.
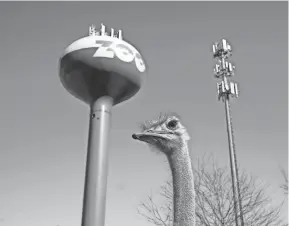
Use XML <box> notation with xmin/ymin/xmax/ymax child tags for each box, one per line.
<box><xmin>167</xmin><ymin>120</ymin><xmax>178</xmax><ymax>130</ymax></box>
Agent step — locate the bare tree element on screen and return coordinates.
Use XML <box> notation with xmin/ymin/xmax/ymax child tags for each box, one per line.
<box><xmin>138</xmin><ymin>154</ymin><xmax>287</xmax><ymax>226</ymax></box>
<box><xmin>280</xmin><ymin>167</ymin><xmax>288</xmax><ymax>195</ymax></box>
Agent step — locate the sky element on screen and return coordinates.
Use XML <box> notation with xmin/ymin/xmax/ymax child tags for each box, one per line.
<box><xmin>0</xmin><ymin>1</ymin><xmax>287</xmax><ymax>226</ymax></box>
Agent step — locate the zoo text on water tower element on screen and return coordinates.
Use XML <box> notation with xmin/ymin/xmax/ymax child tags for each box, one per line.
<box><xmin>64</xmin><ymin>35</ymin><xmax>146</xmax><ymax>73</ymax></box>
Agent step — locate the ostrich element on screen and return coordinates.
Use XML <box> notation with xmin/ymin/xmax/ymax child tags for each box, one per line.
<box><xmin>132</xmin><ymin>113</ymin><xmax>195</xmax><ymax>226</ymax></box>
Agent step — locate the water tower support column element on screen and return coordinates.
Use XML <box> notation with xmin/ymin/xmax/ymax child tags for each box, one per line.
<box><xmin>81</xmin><ymin>96</ymin><xmax>114</xmax><ymax>226</ymax></box>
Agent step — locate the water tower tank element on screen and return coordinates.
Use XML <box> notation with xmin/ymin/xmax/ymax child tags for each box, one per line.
<box><xmin>59</xmin><ymin>24</ymin><xmax>146</xmax><ymax>105</ymax></box>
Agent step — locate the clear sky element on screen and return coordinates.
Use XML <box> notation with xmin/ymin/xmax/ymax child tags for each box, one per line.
<box><xmin>0</xmin><ymin>1</ymin><xmax>287</xmax><ymax>226</ymax></box>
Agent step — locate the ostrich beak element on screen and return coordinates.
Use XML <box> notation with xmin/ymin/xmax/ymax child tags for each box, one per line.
<box><xmin>132</xmin><ymin>131</ymin><xmax>167</xmax><ymax>141</ymax></box>
<box><xmin>132</xmin><ymin>133</ymin><xmax>141</xmax><ymax>140</ymax></box>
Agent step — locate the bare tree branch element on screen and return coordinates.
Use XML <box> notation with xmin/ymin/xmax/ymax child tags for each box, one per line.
<box><xmin>280</xmin><ymin>167</ymin><xmax>288</xmax><ymax>195</ymax></box>
<box><xmin>138</xmin><ymin>155</ymin><xmax>287</xmax><ymax>226</ymax></box>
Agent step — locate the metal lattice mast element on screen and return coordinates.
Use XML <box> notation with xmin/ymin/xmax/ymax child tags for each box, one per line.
<box><xmin>212</xmin><ymin>39</ymin><xmax>244</xmax><ymax>226</ymax></box>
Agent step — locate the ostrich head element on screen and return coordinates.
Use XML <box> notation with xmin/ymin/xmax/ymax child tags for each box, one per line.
<box><xmin>132</xmin><ymin>113</ymin><xmax>190</xmax><ymax>155</ymax></box>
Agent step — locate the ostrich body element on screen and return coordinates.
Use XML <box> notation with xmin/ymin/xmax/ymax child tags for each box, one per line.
<box><xmin>132</xmin><ymin>113</ymin><xmax>195</xmax><ymax>226</ymax></box>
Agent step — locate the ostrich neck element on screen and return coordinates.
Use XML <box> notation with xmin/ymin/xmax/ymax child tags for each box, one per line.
<box><xmin>167</xmin><ymin>144</ymin><xmax>195</xmax><ymax>226</ymax></box>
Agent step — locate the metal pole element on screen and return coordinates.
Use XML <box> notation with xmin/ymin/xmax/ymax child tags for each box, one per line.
<box><xmin>81</xmin><ymin>96</ymin><xmax>113</xmax><ymax>226</ymax></box>
<box><xmin>228</xmin><ymin>98</ymin><xmax>245</xmax><ymax>226</ymax></box>
<box><xmin>224</xmin><ymin>93</ymin><xmax>240</xmax><ymax>226</ymax></box>
<box><xmin>212</xmin><ymin>39</ymin><xmax>245</xmax><ymax>226</ymax></box>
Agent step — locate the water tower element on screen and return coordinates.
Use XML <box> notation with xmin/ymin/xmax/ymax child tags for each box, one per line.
<box><xmin>59</xmin><ymin>24</ymin><xmax>147</xmax><ymax>226</ymax></box>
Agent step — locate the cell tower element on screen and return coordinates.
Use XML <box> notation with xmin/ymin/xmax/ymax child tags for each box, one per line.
<box><xmin>59</xmin><ymin>24</ymin><xmax>147</xmax><ymax>226</ymax></box>
<box><xmin>212</xmin><ymin>39</ymin><xmax>244</xmax><ymax>226</ymax></box>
